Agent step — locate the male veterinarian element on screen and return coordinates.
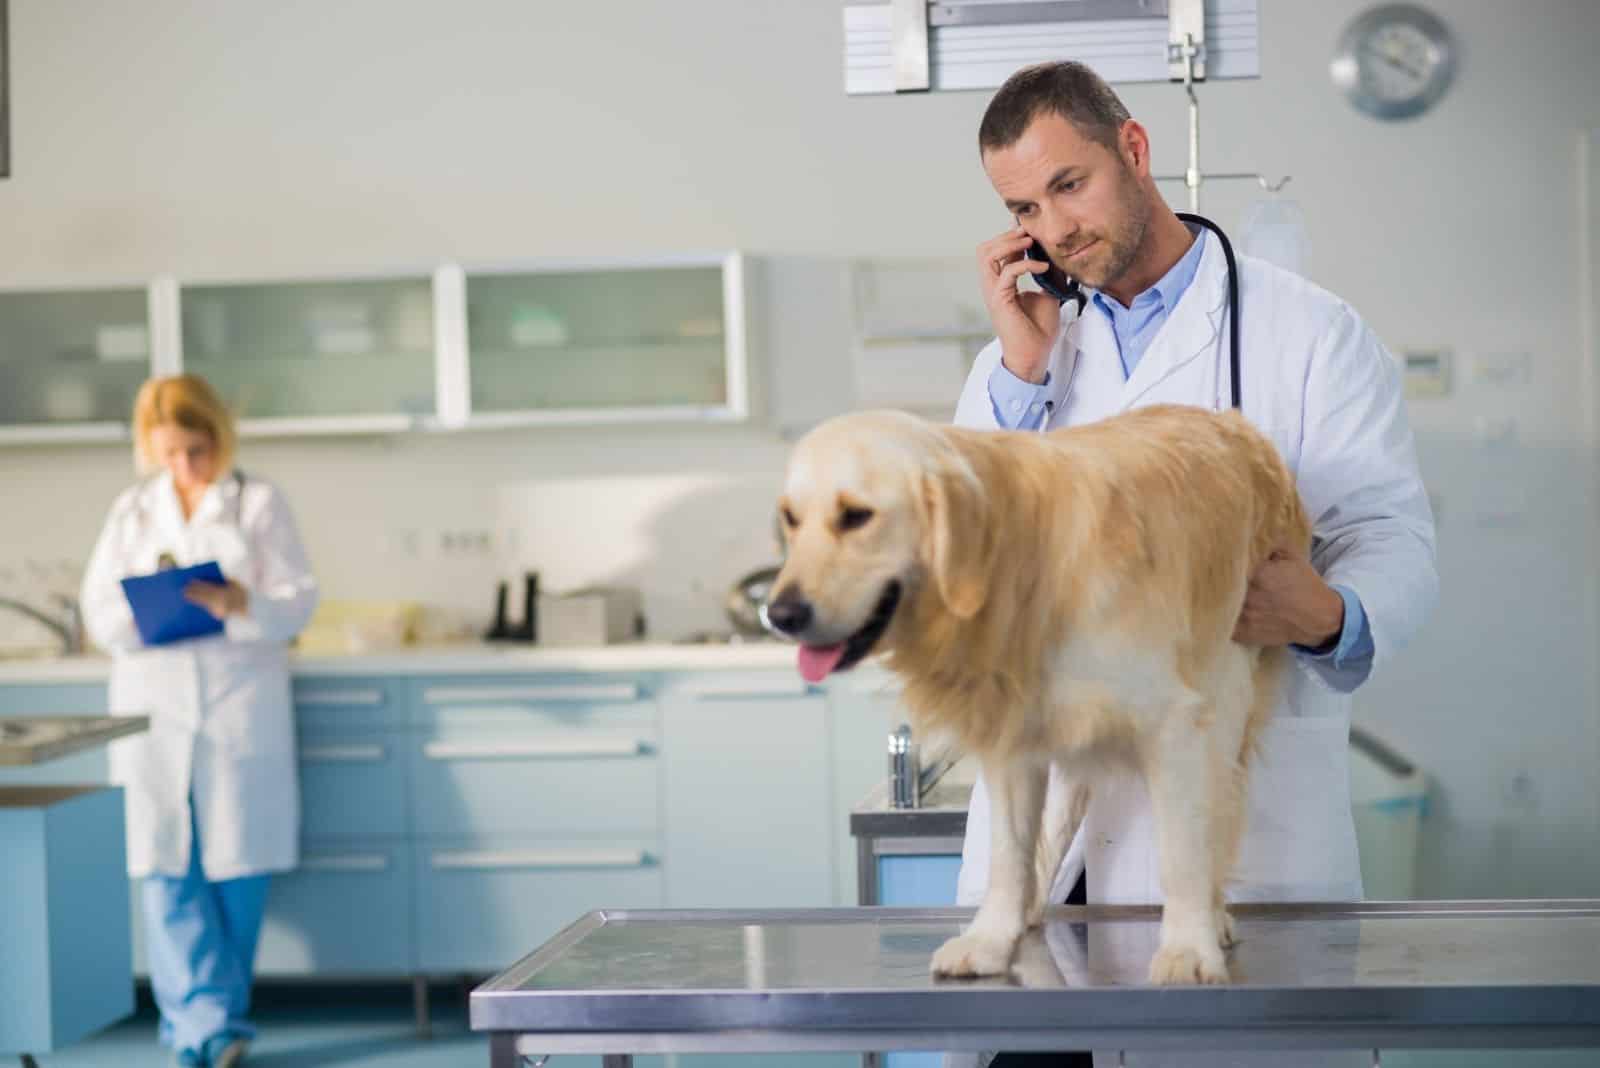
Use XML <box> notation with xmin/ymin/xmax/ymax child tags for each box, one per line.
<box><xmin>953</xmin><ymin>61</ymin><xmax>1438</xmax><ymax>1067</ymax></box>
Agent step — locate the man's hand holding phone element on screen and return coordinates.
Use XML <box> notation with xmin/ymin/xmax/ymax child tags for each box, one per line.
<box><xmin>977</xmin><ymin>226</ymin><xmax>1063</xmax><ymax>384</ymax></box>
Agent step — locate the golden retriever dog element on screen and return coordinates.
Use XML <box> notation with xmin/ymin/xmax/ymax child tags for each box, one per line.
<box><xmin>764</xmin><ymin>403</ymin><xmax>1309</xmax><ymax>985</ymax></box>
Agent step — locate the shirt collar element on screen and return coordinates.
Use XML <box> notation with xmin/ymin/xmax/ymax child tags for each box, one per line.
<box><xmin>1090</xmin><ymin>225</ymin><xmax>1208</xmax><ymax>320</ymax></box>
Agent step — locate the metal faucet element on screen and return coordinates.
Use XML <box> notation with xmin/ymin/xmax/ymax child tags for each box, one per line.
<box><xmin>0</xmin><ymin>594</ymin><xmax>84</xmax><ymax>655</ymax></box>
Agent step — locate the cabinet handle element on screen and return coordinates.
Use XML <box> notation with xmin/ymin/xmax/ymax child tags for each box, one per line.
<box><xmin>299</xmin><ymin>853</ymin><xmax>391</xmax><ymax>873</ymax></box>
<box><xmin>421</xmin><ymin>737</ymin><xmax>648</xmax><ymax>761</ymax></box>
<box><xmin>299</xmin><ymin>743</ymin><xmax>387</xmax><ymax>763</ymax></box>
<box><xmin>429</xmin><ymin>848</ymin><xmax>648</xmax><ymax>871</ymax></box>
<box><xmin>296</xmin><ymin>688</ymin><xmax>386</xmax><ymax>707</ymax></box>
<box><xmin>422</xmin><ymin>683</ymin><xmax>640</xmax><ymax>705</ymax></box>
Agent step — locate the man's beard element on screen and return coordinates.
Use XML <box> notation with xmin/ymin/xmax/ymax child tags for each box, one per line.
<box><xmin>1060</xmin><ymin>167</ymin><xmax>1149</xmax><ymax>292</ymax></box>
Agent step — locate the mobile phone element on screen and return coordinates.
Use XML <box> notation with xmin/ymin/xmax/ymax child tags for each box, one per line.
<box><xmin>1023</xmin><ymin>238</ymin><xmax>1082</xmax><ymax>310</ymax></box>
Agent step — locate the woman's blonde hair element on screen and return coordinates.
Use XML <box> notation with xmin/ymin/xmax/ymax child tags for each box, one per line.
<box><xmin>132</xmin><ymin>374</ymin><xmax>238</xmax><ymax>476</ymax></box>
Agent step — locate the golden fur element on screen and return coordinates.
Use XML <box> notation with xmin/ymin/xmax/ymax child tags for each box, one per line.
<box><xmin>772</xmin><ymin>403</ymin><xmax>1310</xmax><ymax>984</ymax></box>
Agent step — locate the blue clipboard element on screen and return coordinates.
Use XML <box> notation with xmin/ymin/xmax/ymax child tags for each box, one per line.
<box><xmin>120</xmin><ymin>560</ymin><xmax>228</xmax><ymax>646</ymax></box>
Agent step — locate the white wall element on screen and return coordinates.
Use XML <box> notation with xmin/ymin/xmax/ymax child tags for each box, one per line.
<box><xmin>1</xmin><ymin>1</ymin><xmax>1597</xmax><ymax>898</ymax></box>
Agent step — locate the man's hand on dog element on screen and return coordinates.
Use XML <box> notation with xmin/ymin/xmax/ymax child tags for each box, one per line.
<box><xmin>1233</xmin><ymin>550</ymin><xmax>1344</xmax><ymax>649</ymax></box>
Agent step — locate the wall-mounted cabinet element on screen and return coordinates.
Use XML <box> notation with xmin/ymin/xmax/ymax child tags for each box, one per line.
<box><xmin>178</xmin><ymin>272</ymin><xmax>438</xmax><ymax>437</ymax></box>
<box><xmin>0</xmin><ymin>253</ymin><xmax>752</xmax><ymax>444</ymax></box>
<box><xmin>0</xmin><ymin>283</ymin><xmax>163</xmax><ymax>444</ymax></box>
<box><xmin>434</xmin><ymin>253</ymin><xmax>748</xmax><ymax>430</ymax></box>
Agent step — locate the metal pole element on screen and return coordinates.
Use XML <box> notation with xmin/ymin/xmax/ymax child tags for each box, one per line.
<box><xmin>1182</xmin><ymin>33</ymin><xmax>1202</xmax><ymax>213</ymax></box>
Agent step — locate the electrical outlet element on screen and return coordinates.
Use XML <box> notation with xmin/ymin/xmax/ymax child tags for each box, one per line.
<box><xmin>1401</xmin><ymin>349</ymin><xmax>1451</xmax><ymax>399</ymax></box>
<box><xmin>1472</xmin><ymin>351</ymin><xmax>1532</xmax><ymax>387</ymax></box>
<box><xmin>438</xmin><ymin>529</ymin><xmax>494</xmax><ymax>556</ymax></box>
<box><xmin>378</xmin><ymin>529</ymin><xmax>421</xmax><ymax>557</ymax></box>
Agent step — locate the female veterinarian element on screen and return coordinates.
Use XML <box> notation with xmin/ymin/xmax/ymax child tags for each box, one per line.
<box><xmin>80</xmin><ymin>374</ymin><xmax>318</xmax><ymax>1068</ymax></box>
<box><xmin>952</xmin><ymin>63</ymin><xmax>1438</xmax><ymax>1067</ymax></box>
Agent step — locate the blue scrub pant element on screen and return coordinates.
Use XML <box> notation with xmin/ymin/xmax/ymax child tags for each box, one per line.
<box><xmin>142</xmin><ymin>805</ymin><xmax>271</xmax><ymax>1054</ymax></box>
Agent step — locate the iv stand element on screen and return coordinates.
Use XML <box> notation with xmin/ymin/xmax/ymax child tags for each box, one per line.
<box><xmin>1153</xmin><ymin>31</ymin><xmax>1290</xmax><ymax>213</ymax></box>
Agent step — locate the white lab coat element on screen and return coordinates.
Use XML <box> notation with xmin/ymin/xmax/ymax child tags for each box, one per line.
<box><xmin>80</xmin><ymin>470</ymin><xmax>318</xmax><ymax>881</ymax></box>
<box><xmin>948</xmin><ymin>235</ymin><xmax>1437</xmax><ymax>1067</ymax></box>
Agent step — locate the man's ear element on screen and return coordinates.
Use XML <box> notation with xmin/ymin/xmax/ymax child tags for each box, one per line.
<box><xmin>1118</xmin><ymin>118</ymin><xmax>1151</xmax><ymax>176</ymax></box>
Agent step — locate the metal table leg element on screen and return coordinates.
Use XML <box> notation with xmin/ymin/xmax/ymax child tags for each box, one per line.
<box><xmin>412</xmin><ymin>974</ymin><xmax>431</xmax><ymax>1040</ymax></box>
<box><xmin>488</xmin><ymin>1032</ymin><xmax>518</xmax><ymax>1068</ymax></box>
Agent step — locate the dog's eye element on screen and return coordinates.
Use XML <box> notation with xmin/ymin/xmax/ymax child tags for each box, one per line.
<box><xmin>781</xmin><ymin>507</ymin><xmax>799</xmax><ymax>529</ymax></box>
<box><xmin>838</xmin><ymin>506</ymin><xmax>874</xmax><ymax>532</ymax></box>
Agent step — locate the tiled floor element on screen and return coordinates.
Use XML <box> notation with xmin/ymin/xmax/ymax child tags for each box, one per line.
<box><xmin>30</xmin><ymin>985</ymin><xmax>487</xmax><ymax>1068</ymax></box>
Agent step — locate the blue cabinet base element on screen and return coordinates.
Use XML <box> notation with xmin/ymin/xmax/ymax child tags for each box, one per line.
<box><xmin>0</xmin><ymin>784</ymin><xmax>134</xmax><ymax>1055</ymax></box>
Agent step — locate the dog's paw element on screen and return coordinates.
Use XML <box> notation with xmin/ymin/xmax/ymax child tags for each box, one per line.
<box><xmin>1148</xmin><ymin>943</ymin><xmax>1230</xmax><ymax>985</ymax></box>
<box><xmin>931</xmin><ymin>932</ymin><xmax>1017</xmax><ymax>978</ymax></box>
<box><xmin>1216</xmin><ymin>908</ymin><xmax>1237</xmax><ymax>949</ymax></box>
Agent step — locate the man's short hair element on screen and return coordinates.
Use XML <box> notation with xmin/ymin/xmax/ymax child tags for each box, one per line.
<box><xmin>978</xmin><ymin>61</ymin><xmax>1132</xmax><ymax>155</ymax></box>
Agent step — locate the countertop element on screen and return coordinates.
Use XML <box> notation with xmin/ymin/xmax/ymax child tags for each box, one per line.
<box><xmin>0</xmin><ymin>715</ymin><xmax>149</xmax><ymax>765</ymax></box>
<box><xmin>0</xmin><ymin>639</ymin><xmax>822</xmax><ymax>684</ymax></box>
<box><xmin>850</xmin><ymin>764</ymin><xmax>975</xmax><ymax>839</ymax></box>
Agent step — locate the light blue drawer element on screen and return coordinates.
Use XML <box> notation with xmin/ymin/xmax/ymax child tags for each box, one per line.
<box><xmin>409</xmin><ymin>724</ymin><xmax>659</xmax><ymax>836</ymax></box>
<box><xmin>255</xmin><ymin>838</ymin><xmax>413</xmax><ymax>976</ymax></box>
<box><xmin>411</xmin><ymin>675</ymin><xmax>654</xmax><ymax>729</ymax></box>
<box><xmin>877</xmin><ymin>854</ymin><xmax>961</xmax><ymax>907</ymax></box>
<box><xmin>292</xmin><ymin>677</ymin><xmax>406</xmax><ymax>730</ymax></box>
<box><xmin>297</xmin><ymin>729</ymin><xmax>408</xmax><ymax>836</ymax></box>
<box><xmin>413</xmin><ymin>836</ymin><xmax>663</xmax><ymax>973</ymax></box>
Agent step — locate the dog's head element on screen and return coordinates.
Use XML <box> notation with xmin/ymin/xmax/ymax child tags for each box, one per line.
<box><xmin>764</xmin><ymin>410</ymin><xmax>994</xmax><ymax>682</ymax></box>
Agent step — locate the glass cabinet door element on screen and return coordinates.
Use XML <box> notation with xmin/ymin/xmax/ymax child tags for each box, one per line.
<box><xmin>179</xmin><ymin>276</ymin><xmax>436</xmax><ymax>425</ymax></box>
<box><xmin>463</xmin><ymin>260</ymin><xmax>737</xmax><ymax>418</ymax></box>
<box><xmin>0</xmin><ymin>287</ymin><xmax>152</xmax><ymax>430</ymax></box>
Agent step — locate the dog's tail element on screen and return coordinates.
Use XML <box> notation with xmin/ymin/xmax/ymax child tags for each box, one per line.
<box><xmin>1242</xmin><ymin>645</ymin><xmax>1290</xmax><ymax>766</ymax></box>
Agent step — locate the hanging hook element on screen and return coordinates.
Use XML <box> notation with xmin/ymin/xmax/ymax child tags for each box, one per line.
<box><xmin>1258</xmin><ymin>174</ymin><xmax>1293</xmax><ymax>193</ymax></box>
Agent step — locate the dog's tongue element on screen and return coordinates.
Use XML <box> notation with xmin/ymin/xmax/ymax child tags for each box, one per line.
<box><xmin>798</xmin><ymin>643</ymin><xmax>847</xmax><ymax>683</ymax></box>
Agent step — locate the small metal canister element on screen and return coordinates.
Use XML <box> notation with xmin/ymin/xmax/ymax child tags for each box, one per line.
<box><xmin>888</xmin><ymin>724</ymin><xmax>921</xmax><ymax>809</ymax></box>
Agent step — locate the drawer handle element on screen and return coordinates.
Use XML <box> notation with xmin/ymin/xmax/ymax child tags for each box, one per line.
<box><xmin>299</xmin><ymin>853</ymin><xmax>391</xmax><ymax>873</ymax></box>
<box><xmin>429</xmin><ymin>848</ymin><xmax>648</xmax><ymax>872</ymax></box>
<box><xmin>421</xmin><ymin>737</ymin><xmax>648</xmax><ymax>761</ymax></box>
<box><xmin>296</xmin><ymin>688</ymin><xmax>387</xmax><ymax>707</ymax></box>
<box><xmin>421</xmin><ymin>683</ymin><xmax>640</xmax><ymax>705</ymax></box>
<box><xmin>299</xmin><ymin>743</ymin><xmax>388</xmax><ymax>763</ymax></box>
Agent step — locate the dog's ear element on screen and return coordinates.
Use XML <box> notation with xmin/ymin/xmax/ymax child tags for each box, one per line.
<box><xmin>918</xmin><ymin>464</ymin><xmax>991</xmax><ymax>620</ymax></box>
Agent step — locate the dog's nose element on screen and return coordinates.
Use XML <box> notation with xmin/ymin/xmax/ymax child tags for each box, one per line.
<box><xmin>763</xmin><ymin>590</ymin><xmax>813</xmax><ymax>636</ymax></box>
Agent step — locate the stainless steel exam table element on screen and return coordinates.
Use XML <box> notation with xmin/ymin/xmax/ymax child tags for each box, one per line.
<box><xmin>470</xmin><ymin>901</ymin><xmax>1600</xmax><ymax>1065</ymax></box>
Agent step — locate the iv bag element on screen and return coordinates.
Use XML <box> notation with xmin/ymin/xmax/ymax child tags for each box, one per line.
<box><xmin>1242</xmin><ymin>197</ymin><xmax>1309</xmax><ymax>277</ymax></box>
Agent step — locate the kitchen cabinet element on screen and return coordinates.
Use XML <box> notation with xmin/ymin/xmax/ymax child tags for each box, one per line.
<box><xmin>0</xmin><ymin>282</ymin><xmax>163</xmax><ymax>445</ymax></box>
<box><xmin>254</xmin><ymin>837</ymin><xmax>415</xmax><ymax>976</ymax></box>
<box><xmin>0</xmin><ymin>251</ymin><xmax>756</xmax><ymax>444</ymax></box>
<box><xmin>0</xmin><ymin>784</ymin><xmax>135</xmax><ymax>1059</ymax></box>
<box><xmin>661</xmin><ymin>672</ymin><xmax>834</xmax><ymax>908</ymax></box>
<box><xmin>0</xmin><ymin>658</ymin><xmax>889</xmax><ymax>988</ymax></box>
<box><xmin>437</xmin><ymin>252</ymin><xmax>751</xmax><ymax>429</ymax></box>
<box><xmin>177</xmin><ymin>272</ymin><xmax>439</xmax><ymax>436</ymax></box>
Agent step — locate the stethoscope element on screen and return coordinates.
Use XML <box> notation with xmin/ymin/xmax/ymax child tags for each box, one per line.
<box><xmin>1036</xmin><ymin>211</ymin><xmax>1241</xmax><ymax>424</ymax></box>
<box><xmin>129</xmin><ymin>469</ymin><xmax>247</xmax><ymax>570</ymax></box>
